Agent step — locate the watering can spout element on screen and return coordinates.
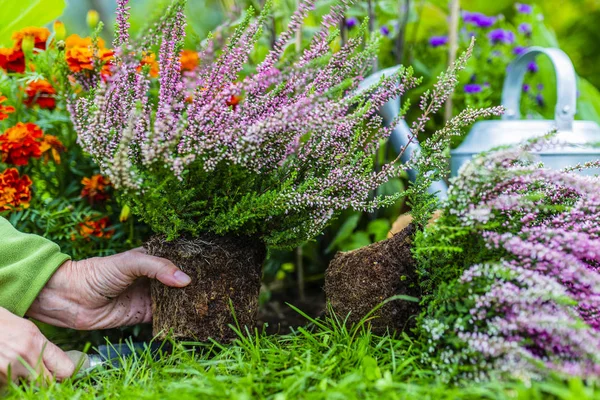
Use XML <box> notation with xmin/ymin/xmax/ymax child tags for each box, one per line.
<box><xmin>358</xmin><ymin>66</ymin><xmax>449</xmax><ymax>201</ymax></box>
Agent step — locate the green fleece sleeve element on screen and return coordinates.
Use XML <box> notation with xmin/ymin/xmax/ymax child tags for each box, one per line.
<box><xmin>0</xmin><ymin>217</ymin><xmax>70</xmax><ymax>317</ymax></box>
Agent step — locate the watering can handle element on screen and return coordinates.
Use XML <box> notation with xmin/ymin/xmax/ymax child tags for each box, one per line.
<box><xmin>501</xmin><ymin>47</ymin><xmax>577</xmax><ymax>131</ymax></box>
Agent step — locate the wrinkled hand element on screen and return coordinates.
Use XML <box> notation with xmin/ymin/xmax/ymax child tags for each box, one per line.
<box><xmin>0</xmin><ymin>307</ymin><xmax>74</xmax><ymax>384</ymax></box>
<box><xmin>26</xmin><ymin>248</ymin><xmax>191</xmax><ymax>330</ymax></box>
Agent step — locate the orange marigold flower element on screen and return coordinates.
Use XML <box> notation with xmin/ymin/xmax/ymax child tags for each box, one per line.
<box><xmin>77</xmin><ymin>217</ymin><xmax>114</xmax><ymax>240</ymax></box>
<box><xmin>65</xmin><ymin>34</ymin><xmax>113</xmax><ymax>76</ymax></box>
<box><xmin>227</xmin><ymin>95</ymin><xmax>242</xmax><ymax>110</ymax></box>
<box><xmin>12</xmin><ymin>27</ymin><xmax>51</xmax><ymax>51</ymax></box>
<box><xmin>0</xmin><ymin>48</ymin><xmax>25</xmax><ymax>73</ymax></box>
<box><xmin>0</xmin><ymin>168</ymin><xmax>32</xmax><ymax>211</ymax></box>
<box><xmin>0</xmin><ymin>27</ymin><xmax>50</xmax><ymax>73</ymax></box>
<box><xmin>65</xmin><ymin>34</ymin><xmax>106</xmax><ymax>50</ymax></box>
<box><xmin>0</xmin><ymin>122</ymin><xmax>44</xmax><ymax>166</ymax></box>
<box><xmin>0</xmin><ymin>95</ymin><xmax>15</xmax><ymax>121</ymax></box>
<box><xmin>40</xmin><ymin>134</ymin><xmax>65</xmax><ymax>164</ymax></box>
<box><xmin>80</xmin><ymin>174</ymin><xmax>111</xmax><ymax>203</ymax></box>
<box><xmin>139</xmin><ymin>52</ymin><xmax>159</xmax><ymax>78</ymax></box>
<box><xmin>180</xmin><ymin>50</ymin><xmax>199</xmax><ymax>72</ymax></box>
<box><xmin>24</xmin><ymin>79</ymin><xmax>56</xmax><ymax>109</ymax></box>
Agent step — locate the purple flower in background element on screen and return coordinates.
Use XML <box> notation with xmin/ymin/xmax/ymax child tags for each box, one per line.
<box><xmin>464</xmin><ymin>83</ymin><xmax>483</xmax><ymax>94</ymax></box>
<box><xmin>513</xmin><ymin>46</ymin><xmax>527</xmax><ymax>56</ymax></box>
<box><xmin>536</xmin><ymin>93</ymin><xmax>545</xmax><ymax>107</ymax></box>
<box><xmin>523</xmin><ymin>83</ymin><xmax>531</xmax><ymax>92</ymax></box>
<box><xmin>380</xmin><ymin>25</ymin><xmax>390</xmax><ymax>36</ymax></box>
<box><xmin>518</xmin><ymin>23</ymin><xmax>532</xmax><ymax>36</ymax></box>
<box><xmin>488</xmin><ymin>29</ymin><xmax>516</xmax><ymax>45</ymax></box>
<box><xmin>429</xmin><ymin>35</ymin><xmax>449</xmax><ymax>47</ymax></box>
<box><xmin>516</xmin><ymin>3</ymin><xmax>533</xmax><ymax>14</ymax></box>
<box><xmin>528</xmin><ymin>61</ymin><xmax>539</xmax><ymax>73</ymax></box>
<box><xmin>537</xmin><ymin>83</ymin><xmax>544</xmax><ymax>91</ymax></box>
<box><xmin>345</xmin><ymin>17</ymin><xmax>358</xmax><ymax>29</ymax></box>
<box><xmin>463</xmin><ymin>11</ymin><xmax>497</xmax><ymax>28</ymax></box>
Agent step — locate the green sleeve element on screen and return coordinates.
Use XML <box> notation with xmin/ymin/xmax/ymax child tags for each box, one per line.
<box><xmin>0</xmin><ymin>217</ymin><xmax>71</xmax><ymax>317</ymax></box>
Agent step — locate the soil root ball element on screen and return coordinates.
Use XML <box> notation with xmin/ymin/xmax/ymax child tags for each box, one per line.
<box><xmin>146</xmin><ymin>234</ymin><xmax>266</xmax><ymax>342</ymax></box>
<box><xmin>324</xmin><ymin>224</ymin><xmax>420</xmax><ymax>334</ymax></box>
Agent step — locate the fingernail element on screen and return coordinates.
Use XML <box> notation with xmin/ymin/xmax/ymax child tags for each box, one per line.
<box><xmin>174</xmin><ymin>270</ymin><xmax>192</xmax><ymax>285</ymax></box>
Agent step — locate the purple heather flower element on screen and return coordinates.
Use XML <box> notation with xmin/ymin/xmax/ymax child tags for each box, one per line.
<box><xmin>429</xmin><ymin>35</ymin><xmax>448</xmax><ymax>47</ymax></box>
<box><xmin>380</xmin><ymin>25</ymin><xmax>390</xmax><ymax>36</ymax></box>
<box><xmin>463</xmin><ymin>11</ymin><xmax>497</xmax><ymax>28</ymax></box>
<box><xmin>513</xmin><ymin>46</ymin><xmax>527</xmax><ymax>56</ymax></box>
<box><xmin>488</xmin><ymin>29</ymin><xmax>515</xmax><ymax>45</ymax></box>
<box><xmin>516</xmin><ymin>3</ymin><xmax>533</xmax><ymax>14</ymax></box>
<box><xmin>537</xmin><ymin>83</ymin><xmax>544</xmax><ymax>91</ymax></box>
<box><xmin>528</xmin><ymin>61</ymin><xmax>539</xmax><ymax>73</ymax></box>
<box><xmin>523</xmin><ymin>83</ymin><xmax>530</xmax><ymax>92</ymax></box>
<box><xmin>518</xmin><ymin>23</ymin><xmax>532</xmax><ymax>36</ymax></box>
<box><xmin>345</xmin><ymin>17</ymin><xmax>358</xmax><ymax>29</ymax></box>
<box><xmin>464</xmin><ymin>83</ymin><xmax>483</xmax><ymax>94</ymax></box>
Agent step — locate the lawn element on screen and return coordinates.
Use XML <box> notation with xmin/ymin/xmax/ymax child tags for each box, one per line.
<box><xmin>4</xmin><ymin>309</ymin><xmax>599</xmax><ymax>399</ymax></box>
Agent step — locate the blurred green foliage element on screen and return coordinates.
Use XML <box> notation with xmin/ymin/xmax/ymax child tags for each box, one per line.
<box><xmin>0</xmin><ymin>0</ymin><xmax>66</xmax><ymax>47</ymax></box>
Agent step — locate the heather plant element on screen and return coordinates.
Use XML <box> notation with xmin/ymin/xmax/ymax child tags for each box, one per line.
<box><xmin>69</xmin><ymin>0</ymin><xmax>495</xmax><ymax>249</ymax></box>
<box><xmin>414</xmin><ymin>143</ymin><xmax>600</xmax><ymax>381</ymax></box>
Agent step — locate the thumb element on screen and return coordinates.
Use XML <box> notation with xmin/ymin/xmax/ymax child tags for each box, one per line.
<box><xmin>40</xmin><ymin>337</ymin><xmax>75</xmax><ymax>381</ymax></box>
<box><xmin>114</xmin><ymin>250</ymin><xmax>192</xmax><ymax>288</ymax></box>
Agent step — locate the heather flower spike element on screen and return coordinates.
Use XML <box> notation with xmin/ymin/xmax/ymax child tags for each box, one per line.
<box><xmin>71</xmin><ymin>0</ymin><xmax>497</xmax><ymax>247</ymax></box>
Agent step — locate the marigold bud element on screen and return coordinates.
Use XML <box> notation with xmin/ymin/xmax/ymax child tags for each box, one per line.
<box><xmin>87</xmin><ymin>10</ymin><xmax>100</xmax><ymax>29</ymax></box>
<box><xmin>21</xmin><ymin>35</ymin><xmax>35</xmax><ymax>55</ymax></box>
<box><xmin>119</xmin><ymin>204</ymin><xmax>131</xmax><ymax>222</ymax></box>
<box><xmin>53</xmin><ymin>21</ymin><xmax>66</xmax><ymax>41</ymax></box>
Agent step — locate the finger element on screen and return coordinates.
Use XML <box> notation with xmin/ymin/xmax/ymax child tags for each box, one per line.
<box><xmin>117</xmin><ymin>251</ymin><xmax>192</xmax><ymax>288</ymax></box>
<box><xmin>130</xmin><ymin>247</ymin><xmax>147</xmax><ymax>254</ymax></box>
<box><xmin>40</xmin><ymin>338</ymin><xmax>75</xmax><ymax>381</ymax></box>
<box><xmin>8</xmin><ymin>355</ymin><xmax>51</xmax><ymax>385</ymax></box>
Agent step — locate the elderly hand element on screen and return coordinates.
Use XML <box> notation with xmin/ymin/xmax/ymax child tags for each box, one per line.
<box><xmin>0</xmin><ymin>307</ymin><xmax>74</xmax><ymax>384</ymax></box>
<box><xmin>26</xmin><ymin>248</ymin><xmax>191</xmax><ymax>330</ymax></box>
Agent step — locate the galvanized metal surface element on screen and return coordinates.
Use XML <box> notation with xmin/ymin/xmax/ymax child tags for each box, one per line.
<box><xmin>451</xmin><ymin>47</ymin><xmax>600</xmax><ymax>176</ymax></box>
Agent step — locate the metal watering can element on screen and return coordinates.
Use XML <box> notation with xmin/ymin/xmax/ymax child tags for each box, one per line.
<box><xmin>451</xmin><ymin>47</ymin><xmax>600</xmax><ymax>176</ymax></box>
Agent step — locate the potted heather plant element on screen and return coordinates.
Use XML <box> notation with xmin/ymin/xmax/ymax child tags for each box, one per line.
<box><xmin>70</xmin><ymin>0</ymin><xmax>424</xmax><ymax>341</ymax></box>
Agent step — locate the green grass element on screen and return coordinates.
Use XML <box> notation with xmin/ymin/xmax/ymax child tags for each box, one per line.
<box><xmin>4</xmin><ymin>308</ymin><xmax>600</xmax><ymax>400</ymax></box>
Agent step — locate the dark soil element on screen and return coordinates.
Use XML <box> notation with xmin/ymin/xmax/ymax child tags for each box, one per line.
<box><xmin>146</xmin><ymin>234</ymin><xmax>266</xmax><ymax>342</ymax></box>
<box><xmin>324</xmin><ymin>224</ymin><xmax>420</xmax><ymax>334</ymax></box>
<box><xmin>257</xmin><ymin>285</ymin><xmax>326</xmax><ymax>334</ymax></box>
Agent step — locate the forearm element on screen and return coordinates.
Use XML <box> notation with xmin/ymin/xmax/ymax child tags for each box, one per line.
<box><xmin>0</xmin><ymin>217</ymin><xmax>70</xmax><ymax>316</ymax></box>
<box><xmin>26</xmin><ymin>260</ymin><xmax>82</xmax><ymax>329</ymax></box>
